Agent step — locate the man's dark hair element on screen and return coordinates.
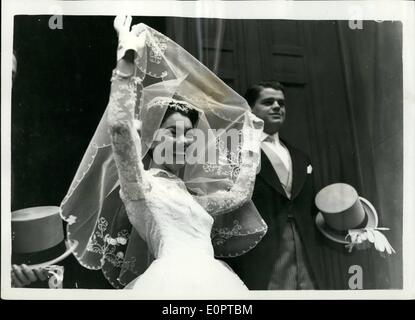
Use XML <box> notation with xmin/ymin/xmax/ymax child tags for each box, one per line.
<box><xmin>244</xmin><ymin>81</ymin><xmax>285</xmax><ymax>108</ymax></box>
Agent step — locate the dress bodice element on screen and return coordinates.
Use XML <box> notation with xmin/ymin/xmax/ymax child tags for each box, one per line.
<box><xmin>107</xmin><ymin>68</ymin><xmax>261</xmax><ymax>263</ymax></box>
<box><xmin>122</xmin><ymin>168</ymin><xmax>214</xmax><ymax>259</ymax></box>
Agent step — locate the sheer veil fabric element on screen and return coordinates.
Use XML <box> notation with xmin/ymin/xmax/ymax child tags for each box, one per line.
<box><xmin>60</xmin><ymin>22</ymin><xmax>267</xmax><ymax>288</ymax></box>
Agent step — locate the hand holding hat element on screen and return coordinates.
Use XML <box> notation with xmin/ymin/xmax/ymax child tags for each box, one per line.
<box><xmin>315</xmin><ymin>183</ymin><xmax>395</xmax><ymax>256</ymax></box>
<box><xmin>11</xmin><ymin>264</ymin><xmax>48</xmax><ymax>288</ymax></box>
<box><xmin>11</xmin><ymin>264</ymin><xmax>64</xmax><ymax>289</ymax></box>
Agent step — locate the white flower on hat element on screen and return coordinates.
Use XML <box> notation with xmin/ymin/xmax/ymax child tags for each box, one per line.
<box><xmin>307</xmin><ymin>164</ymin><xmax>313</xmax><ymax>174</ymax></box>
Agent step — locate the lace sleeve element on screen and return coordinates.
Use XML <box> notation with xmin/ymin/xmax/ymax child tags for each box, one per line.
<box><xmin>194</xmin><ymin>151</ymin><xmax>259</xmax><ymax>216</ymax></box>
<box><xmin>107</xmin><ymin>68</ymin><xmax>149</xmax><ymax>201</ymax></box>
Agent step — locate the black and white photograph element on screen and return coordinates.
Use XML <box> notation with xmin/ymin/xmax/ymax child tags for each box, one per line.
<box><xmin>1</xmin><ymin>0</ymin><xmax>414</xmax><ymax>301</ymax></box>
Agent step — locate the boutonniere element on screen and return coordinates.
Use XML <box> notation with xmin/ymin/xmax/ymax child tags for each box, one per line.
<box><xmin>307</xmin><ymin>164</ymin><xmax>313</xmax><ymax>174</ymax></box>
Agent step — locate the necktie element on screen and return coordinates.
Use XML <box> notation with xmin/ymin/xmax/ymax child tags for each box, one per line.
<box><xmin>261</xmin><ymin>136</ymin><xmax>291</xmax><ymax>198</ymax></box>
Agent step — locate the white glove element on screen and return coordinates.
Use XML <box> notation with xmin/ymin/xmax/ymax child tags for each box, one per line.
<box><xmin>345</xmin><ymin>227</ymin><xmax>395</xmax><ymax>255</ymax></box>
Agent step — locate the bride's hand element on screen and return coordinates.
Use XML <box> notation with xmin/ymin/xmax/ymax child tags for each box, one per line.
<box><xmin>114</xmin><ymin>15</ymin><xmax>146</xmax><ymax>62</ymax></box>
<box><xmin>114</xmin><ymin>15</ymin><xmax>133</xmax><ymax>39</ymax></box>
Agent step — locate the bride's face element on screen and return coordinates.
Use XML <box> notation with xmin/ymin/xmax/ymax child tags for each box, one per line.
<box><xmin>152</xmin><ymin>111</ymin><xmax>196</xmax><ymax>174</ymax></box>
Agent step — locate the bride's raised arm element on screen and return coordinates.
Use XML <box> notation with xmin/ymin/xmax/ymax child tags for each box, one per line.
<box><xmin>107</xmin><ymin>16</ymin><xmax>148</xmax><ymax>201</ymax></box>
<box><xmin>194</xmin><ymin>113</ymin><xmax>263</xmax><ymax>216</ymax></box>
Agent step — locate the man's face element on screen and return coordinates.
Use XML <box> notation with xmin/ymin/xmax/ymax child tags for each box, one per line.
<box><xmin>251</xmin><ymin>88</ymin><xmax>286</xmax><ymax>135</ymax></box>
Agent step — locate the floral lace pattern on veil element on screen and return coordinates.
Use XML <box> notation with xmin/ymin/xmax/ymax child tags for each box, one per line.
<box><xmin>60</xmin><ymin>23</ymin><xmax>267</xmax><ymax>288</ymax></box>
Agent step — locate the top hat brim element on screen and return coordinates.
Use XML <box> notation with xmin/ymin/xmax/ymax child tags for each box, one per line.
<box><xmin>26</xmin><ymin>239</ymin><xmax>78</xmax><ymax>269</ymax></box>
<box><xmin>315</xmin><ymin>197</ymin><xmax>378</xmax><ymax>244</ymax></box>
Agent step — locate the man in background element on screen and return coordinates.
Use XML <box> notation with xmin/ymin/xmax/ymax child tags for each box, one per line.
<box><xmin>225</xmin><ymin>81</ymin><xmax>326</xmax><ymax>290</ymax></box>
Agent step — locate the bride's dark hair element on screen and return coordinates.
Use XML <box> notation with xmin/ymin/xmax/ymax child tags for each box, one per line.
<box><xmin>161</xmin><ymin>102</ymin><xmax>199</xmax><ymax>127</ymax></box>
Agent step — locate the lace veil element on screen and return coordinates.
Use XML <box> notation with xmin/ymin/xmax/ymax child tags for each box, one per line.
<box><xmin>60</xmin><ymin>23</ymin><xmax>267</xmax><ymax>288</ymax></box>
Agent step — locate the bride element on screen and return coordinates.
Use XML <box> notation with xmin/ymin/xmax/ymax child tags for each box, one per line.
<box><xmin>60</xmin><ymin>16</ymin><xmax>266</xmax><ymax>294</ymax></box>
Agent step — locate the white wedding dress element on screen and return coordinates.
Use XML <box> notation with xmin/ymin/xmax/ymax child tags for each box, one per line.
<box><xmin>108</xmin><ymin>71</ymin><xmax>258</xmax><ymax>294</ymax></box>
<box><xmin>60</xmin><ymin>23</ymin><xmax>266</xmax><ymax>293</ymax></box>
<box><xmin>120</xmin><ymin>168</ymin><xmax>248</xmax><ymax>293</ymax></box>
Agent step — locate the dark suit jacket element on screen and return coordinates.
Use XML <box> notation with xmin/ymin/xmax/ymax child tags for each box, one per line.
<box><xmin>224</xmin><ymin>142</ymin><xmax>327</xmax><ymax>289</ymax></box>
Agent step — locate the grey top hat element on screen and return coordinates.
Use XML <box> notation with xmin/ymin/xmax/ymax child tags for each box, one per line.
<box><xmin>314</xmin><ymin>183</ymin><xmax>378</xmax><ymax>244</ymax></box>
<box><xmin>12</xmin><ymin>206</ymin><xmax>78</xmax><ymax>268</ymax></box>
